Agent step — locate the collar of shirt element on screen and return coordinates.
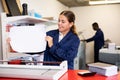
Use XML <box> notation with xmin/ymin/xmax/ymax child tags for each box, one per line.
<box><xmin>59</xmin><ymin>32</ymin><xmax>64</xmax><ymax>42</ymax></box>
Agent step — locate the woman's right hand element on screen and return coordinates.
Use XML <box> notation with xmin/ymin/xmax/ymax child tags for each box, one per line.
<box><xmin>45</xmin><ymin>36</ymin><xmax>53</xmax><ymax>48</ymax></box>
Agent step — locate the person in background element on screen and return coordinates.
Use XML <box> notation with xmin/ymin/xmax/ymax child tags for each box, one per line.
<box><xmin>43</xmin><ymin>10</ymin><xmax>80</xmax><ymax>69</ymax></box>
<box><xmin>84</xmin><ymin>22</ymin><xmax>104</xmax><ymax>62</ymax></box>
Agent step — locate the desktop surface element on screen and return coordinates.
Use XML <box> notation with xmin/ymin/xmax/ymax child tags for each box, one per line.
<box><xmin>0</xmin><ymin>70</ymin><xmax>120</xmax><ymax>80</ymax></box>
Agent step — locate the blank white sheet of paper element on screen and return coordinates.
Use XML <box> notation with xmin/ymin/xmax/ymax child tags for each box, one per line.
<box><xmin>9</xmin><ymin>24</ymin><xmax>46</xmax><ymax>53</ymax></box>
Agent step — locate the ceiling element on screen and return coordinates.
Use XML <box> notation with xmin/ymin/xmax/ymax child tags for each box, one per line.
<box><xmin>57</xmin><ymin>0</ymin><xmax>120</xmax><ymax>7</ymax></box>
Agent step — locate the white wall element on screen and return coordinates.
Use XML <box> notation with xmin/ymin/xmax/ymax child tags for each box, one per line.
<box><xmin>70</xmin><ymin>4</ymin><xmax>120</xmax><ymax>63</ymax></box>
<box><xmin>20</xmin><ymin>0</ymin><xmax>68</xmax><ymax>19</ymax></box>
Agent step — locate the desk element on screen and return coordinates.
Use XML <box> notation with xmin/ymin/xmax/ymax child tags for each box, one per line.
<box><xmin>0</xmin><ymin>70</ymin><xmax>120</xmax><ymax>80</ymax></box>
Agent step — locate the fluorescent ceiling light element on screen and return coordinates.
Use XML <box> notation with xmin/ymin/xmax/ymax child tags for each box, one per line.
<box><xmin>89</xmin><ymin>0</ymin><xmax>120</xmax><ymax>5</ymax></box>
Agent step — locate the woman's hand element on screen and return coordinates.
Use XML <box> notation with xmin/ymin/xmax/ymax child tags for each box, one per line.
<box><xmin>6</xmin><ymin>37</ymin><xmax>11</xmax><ymax>43</ymax></box>
<box><xmin>45</xmin><ymin>36</ymin><xmax>53</xmax><ymax>47</ymax></box>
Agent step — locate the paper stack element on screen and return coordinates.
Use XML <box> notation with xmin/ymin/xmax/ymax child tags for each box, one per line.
<box><xmin>88</xmin><ymin>62</ymin><xmax>118</xmax><ymax>76</ymax></box>
<box><xmin>9</xmin><ymin>24</ymin><xmax>46</xmax><ymax>53</ymax></box>
<box><xmin>108</xmin><ymin>43</ymin><xmax>116</xmax><ymax>50</ymax></box>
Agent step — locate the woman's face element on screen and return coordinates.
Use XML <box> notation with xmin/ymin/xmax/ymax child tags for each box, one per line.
<box><xmin>58</xmin><ymin>15</ymin><xmax>73</xmax><ymax>35</ymax></box>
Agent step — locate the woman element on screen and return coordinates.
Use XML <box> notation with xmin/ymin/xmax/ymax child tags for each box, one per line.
<box><xmin>44</xmin><ymin>10</ymin><xmax>80</xmax><ymax>69</ymax></box>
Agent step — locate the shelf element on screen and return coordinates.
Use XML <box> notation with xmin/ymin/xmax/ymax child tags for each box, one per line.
<box><xmin>6</xmin><ymin>15</ymin><xmax>49</xmax><ymax>24</ymax></box>
<box><xmin>5</xmin><ymin>15</ymin><xmax>58</xmax><ymax>26</ymax></box>
<box><xmin>1</xmin><ymin>13</ymin><xmax>57</xmax><ymax>62</ymax></box>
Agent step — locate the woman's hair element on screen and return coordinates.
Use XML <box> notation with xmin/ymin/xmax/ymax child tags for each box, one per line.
<box><xmin>60</xmin><ymin>10</ymin><xmax>78</xmax><ymax>36</ymax></box>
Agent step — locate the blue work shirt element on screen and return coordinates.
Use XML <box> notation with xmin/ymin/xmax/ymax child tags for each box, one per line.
<box><xmin>43</xmin><ymin>29</ymin><xmax>80</xmax><ymax>69</ymax></box>
<box><xmin>86</xmin><ymin>29</ymin><xmax>104</xmax><ymax>50</ymax></box>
